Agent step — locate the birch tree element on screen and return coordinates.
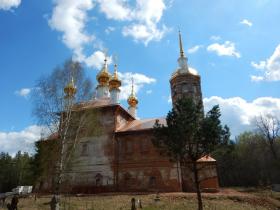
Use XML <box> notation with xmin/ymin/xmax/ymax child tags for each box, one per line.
<box><xmin>32</xmin><ymin>59</ymin><xmax>98</xmax><ymax>209</ymax></box>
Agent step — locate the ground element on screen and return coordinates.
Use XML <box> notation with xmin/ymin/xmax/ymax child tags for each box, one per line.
<box><xmin>1</xmin><ymin>188</ymin><xmax>280</xmax><ymax>210</ymax></box>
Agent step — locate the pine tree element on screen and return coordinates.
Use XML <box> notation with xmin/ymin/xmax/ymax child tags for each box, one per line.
<box><xmin>153</xmin><ymin>97</ymin><xmax>229</xmax><ymax>210</ymax></box>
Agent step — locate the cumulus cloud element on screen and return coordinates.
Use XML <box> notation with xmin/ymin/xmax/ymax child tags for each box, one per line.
<box><xmin>48</xmin><ymin>0</ymin><xmax>169</xmax><ymax>66</ymax></box>
<box><xmin>97</xmin><ymin>0</ymin><xmax>170</xmax><ymax>44</ymax></box>
<box><xmin>187</xmin><ymin>45</ymin><xmax>203</xmax><ymax>54</ymax></box>
<box><xmin>203</xmin><ymin>96</ymin><xmax>280</xmax><ymax>137</ymax></box>
<box><xmin>240</xmin><ymin>19</ymin><xmax>253</xmax><ymax>27</ymax></box>
<box><xmin>0</xmin><ymin>0</ymin><xmax>21</xmax><ymax>10</ymax></box>
<box><xmin>15</xmin><ymin>88</ymin><xmax>31</xmax><ymax>98</ymax></box>
<box><xmin>207</xmin><ymin>41</ymin><xmax>241</xmax><ymax>58</ymax></box>
<box><xmin>97</xmin><ymin>0</ymin><xmax>132</xmax><ymax>20</ymax></box>
<box><xmin>118</xmin><ymin>72</ymin><xmax>156</xmax><ymax>100</ymax></box>
<box><xmin>123</xmin><ymin>24</ymin><xmax>168</xmax><ymax>45</ymax></box>
<box><xmin>48</xmin><ymin>0</ymin><xmax>106</xmax><ymax>69</ymax></box>
<box><xmin>84</xmin><ymin>50</ymin><xmax>108</xmax><ymax>69</ymax></box>
<box><xmin>121</xmin><ymin>0</ymin><xmax>169</xmax><ymax>45</ymax></box>
<box><xmin>251</xmin><ymin>44</ymin><xmax>280</xmax><ymax>82</ymax></box>
<box><xmin>0</xmin><ymin>125</ymin><xmax>45</xmax><ymax>156</ymax></box>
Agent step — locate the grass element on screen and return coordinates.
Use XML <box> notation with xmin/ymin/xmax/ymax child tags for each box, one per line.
<box><xmin>1</xmin><ymin>188</ymin><xmax>280</xmax><ymax>210</ymax></box>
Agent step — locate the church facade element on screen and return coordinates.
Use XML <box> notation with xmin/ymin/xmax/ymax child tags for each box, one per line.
<box><xmin>40</xmin><ymin>33</ymin><xmax>219</xmax><ymax>193</ymax></box>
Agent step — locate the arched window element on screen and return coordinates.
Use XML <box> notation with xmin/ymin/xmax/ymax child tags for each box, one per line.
<box><xmin>126</xmin><ymin>141</ymin><xmax>133</xmax><ymax>154</ymax></box>
<box><xmin>149</xmin><ymin>176</ymin><xmax>156</xmax><ymax>187</ymax></box>
<box><xmin>95</xmin><ymin>173</ymin><xmax>103</xmax><ymax>186</ymax></box>
<box><xmin>81</xmin><ymin>143</ymin><xmax>88</xmax><ymax>156</ymax></box>
<box><xmin>140</xmin><ymin>139</ymin><xmax>149</xmax><ymax>153</ymax></box>
<box><xmin>182</xmin><ymin>83</ymin><xmax>189</xmax><ymax>93</ymax></box>
<box><xmin>124</xmin><ymin>172</ymin><xmax>132</xmax><ymax>186</ymax></box>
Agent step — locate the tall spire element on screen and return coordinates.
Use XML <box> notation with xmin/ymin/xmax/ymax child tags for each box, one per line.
<box><xmin>131</xmin><ymin>77</ymin><xmax>134</xmax><ymax>95</ymax></box>
<box><xmin>179</xmin><ymin>30</ymin><xmax>185</xmax><ymax>58</ymax></box>
<box><xmin>176</xmin><ymin>30</ymin><xmax>189</xmax><ymax>72</ymax></box>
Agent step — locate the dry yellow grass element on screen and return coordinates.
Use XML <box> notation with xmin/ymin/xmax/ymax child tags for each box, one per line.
<box><xmin>0</xmin><ymin>189</ymin><xmax>279</xmax><ymax>210</ymax></box>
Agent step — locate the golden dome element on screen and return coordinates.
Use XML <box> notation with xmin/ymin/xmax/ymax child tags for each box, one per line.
<box><xmin>64</xmin><ymin>77</ymin><xmax>77</xmax><ymax>98</ymax></box>
<box><xmin>96</xmin><ymin>58</ymin><xmax>111</xmax><ymax>86</ymax></box>
<box><xmin>127</xmin><ymin>94</ymin><xmax>138</xmax><ymax>107</ymax></box>
<box><xmin>109</xmin><ymin>64</ymin><xmax>121</xmax><ymax>90</ymax></box>
<box><xmin>127</xmin><ymin>78</ymin><xmax>138</xmax><ymax>107</ymax></box>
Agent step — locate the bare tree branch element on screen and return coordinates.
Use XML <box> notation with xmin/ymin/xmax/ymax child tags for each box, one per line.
<box><xmin>256</xmin><ymin>114</ymin><xmax>280</xmax><ymax>160</ymax></box>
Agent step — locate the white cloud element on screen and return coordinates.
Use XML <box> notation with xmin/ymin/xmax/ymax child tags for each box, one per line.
<box><xmin>187</xmin><ymin>45</ymin><xmax>203</xmax><ymax>54</ymax></box>
<box><xmin>251</xmin><ymin>61</ymin><xmax>266</xmax><ymax>70</ymax></box>
<box><xmin>168</xmin><ymin>95</ymin><xmax>172</xmax><ymax>104</ymax></box>
<box><xmin>84</xmin><ymin>50</ymin><xmax>107</xmax><ymax>69</ymax></box>
<box><xmin>0</xmin><ymin>125</ymin><xmax>44</xmax><ymax>156</ymax></box>
<box><xmin>105</xmin><ymin>26</ymin><xmax>116</xmax><ymax>34</ymax></box>
<box><xmin>251</xmin><ymin>44</ymin><xmax>280</xmax><ymax>82</ymax></box>
<box><xmin>15</xmin><ymin>88</ymin><xmax>31</xmax><ymax>98</ymax></box>
<box><xmin>48</xmin><ymin>0</ymin><xmax>107</xmax><ymax>69</ymax></box>
<box><xmin>146</xmin><ymin>90</ymin><xmax>152</xmax><ymax>94</ymax></box>
<box><xmin>210</xmin><ymin>36</ymin><xmax>221</xmax><ymax>41</ymax></box>
<box><xmin>121</xmin><ymin>0</ymin><xmax>169</xmax><ymax>45</ymax></box>
<box><xmin>118</xmin><ymin>72</ymin><xmax>156</xmax><ymax>100</ymax></box>
<box><xmin>203</xmin><ymin>96</ymin><xmax>280</xmax><ymax>137</ymax></box>
<box><xmin>0</xmin><ymin>0</ymin><xmax>21</xmax><ymax>10</ymax></box>
<box><xmin>207</xmin><ymin>41</ymin><xmax>241</xmax><ymax>58</ymax></box>
<box><xmin>189</xmin><ymin>67</ymin><xmax>199</xmax><ymax>75</ymax></box>
<box><xmin>49</xmin><ymin>0</ymin><xmax>94</xmax><ymax>52</ymax></box>
<box><xmin>98</xmin><ymin>0</ymin><xmax>169</xmax><ymax>45</ymax></box>
<box><xmin>250</xmin><ymin>75</ymin><xmax>264</xmax><ymax>82</ymax></box>
<box><xmin>97</xmin><ymin>0</ymin><xmax>132</xmax><ymax>21</ymax></box>
<box><xmin>49</xmin><ymin>0</ymin><xmax>170</xmax><ymax>68</ymax></box>
<box><xmin>122</xmin><ymin>24</ymin><xmax>168</xmax><ymax>45</ymax></box>
<box><xmin>240</xmin><ymin>19</ymin><xmax>253</xmax><ymax>27</ymax></box>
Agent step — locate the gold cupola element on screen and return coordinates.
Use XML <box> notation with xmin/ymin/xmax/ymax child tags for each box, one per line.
<box><xmin>64</xmin><ymin>77</ymin><xmax>77</xmax><ymax>98</ymax></box>
<box><xmin>127</xmin><ymin>78</ymin><xmax>138</xmax><ymax>107</ymax></box>
<box><xmin>96</xmin><ymin>57</ymin><xmax>111</xmax><ymax>86</ymax></box>
<box><xmin>109</xmin><ymin>64</ymin><xmax>121</xmax><ymax>90</ymax></box>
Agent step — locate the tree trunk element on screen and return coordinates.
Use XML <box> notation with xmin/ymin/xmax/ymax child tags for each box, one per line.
<box><xmin>193</xmin><ymin>161</ymin><xmax>203</xmax><ymax>210</ymax></box>
<box><xmin>268</xmin><ymin>140</ymin><xmax>278</xmax><ymax>161</ymax></box>
<box><xmin>176</xmin><ymin>160</ymin><xmax>183</xmax><ymax>191</ymax></box>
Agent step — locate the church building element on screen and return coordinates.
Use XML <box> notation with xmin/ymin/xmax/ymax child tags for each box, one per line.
<box><xmin>40</xmin><ymin>32</ymin><xmax>219</xmax><ymax>193</ymax></box>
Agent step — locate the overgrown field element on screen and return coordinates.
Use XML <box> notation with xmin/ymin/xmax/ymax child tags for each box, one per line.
<box><xmin>1</xmin><ymin>188</ymin><xmax>280</xmax><ymax>210</ymax></box>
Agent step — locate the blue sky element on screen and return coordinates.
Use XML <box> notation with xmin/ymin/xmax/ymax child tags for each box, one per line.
<box><xmin>0</xmin><ymin>0</ymin><xmax>280</xmax><ymax>154</ymax></box>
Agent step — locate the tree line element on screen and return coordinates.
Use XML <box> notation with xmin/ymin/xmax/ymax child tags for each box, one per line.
<box><xmin>0</xmin><ymin>152</ymin><xmax>34</xmax><ymax>193</ymax></box>
<box><xmin>214</xmin><ymin>130</ymin><xmax>280</xmax><ymax>187</ymax></box>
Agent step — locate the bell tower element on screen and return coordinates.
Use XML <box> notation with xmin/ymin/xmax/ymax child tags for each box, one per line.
<box><xmin>170</xmin><ymin>31</ymin><xmax>203</xmax><ymax>107</ymax></box>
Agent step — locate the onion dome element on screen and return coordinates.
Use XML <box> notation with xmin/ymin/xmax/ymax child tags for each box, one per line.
<box><xmin>127</xmin><ymin>78</ymin><xmax>138</xmax><ymax>107</ymax></box>
<box><xmin>109</xmin><ymin>64</ymin><xmax>121</xmax><ymax>90</ymax></box>
<box><xmin>64</xmin><ymin>77</ymin><xmax>77</xmax><ymax>98</ymax></box>
<box><xmin>96</xmin><ymin>57</ymin><xmax>111</xmax><ymax>86</ymax></box>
